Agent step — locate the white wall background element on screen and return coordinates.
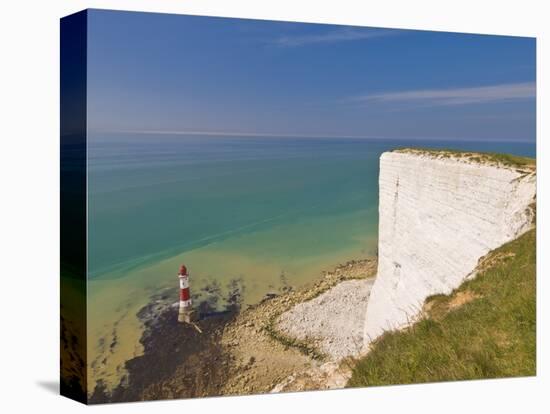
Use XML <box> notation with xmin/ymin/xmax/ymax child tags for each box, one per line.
<box><xmin>0</xmin><ymin>1</ymin><xmax>547</xmax><ymax>413</ymax></box>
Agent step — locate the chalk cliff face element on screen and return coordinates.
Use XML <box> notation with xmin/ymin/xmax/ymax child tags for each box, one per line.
<box><xmin>364</xmin><ymin>150</ymin><xmax>536</xmax><ymax>345</ymax></box>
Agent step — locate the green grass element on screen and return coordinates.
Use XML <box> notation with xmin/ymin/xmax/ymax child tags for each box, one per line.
<box><xmin>348</xmin><ymin>228</ymin><xmax>536</xmax><ymax>387</ymax></box>
<box><xmin>393</xmin><ymin>147</ymin><xmax>535</xmax><ymax>170</ymax></box>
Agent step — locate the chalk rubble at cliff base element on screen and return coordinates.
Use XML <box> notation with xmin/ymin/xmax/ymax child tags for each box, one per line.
<box><xmin>276</xmin><ymin>278</ymin><xmax>375</xmax><ymax>360</ymax></box>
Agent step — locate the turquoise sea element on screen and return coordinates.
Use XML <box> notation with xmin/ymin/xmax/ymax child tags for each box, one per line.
<box><xmin>86</xmin><ymin>132</ymin><xmax>535</xmax><ymax>389</ymax></box>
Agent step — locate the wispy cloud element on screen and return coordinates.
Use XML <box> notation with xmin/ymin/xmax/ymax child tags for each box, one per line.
<box><xmin>350</xmin><ymin>82</ymin><xmax>536</xmax><ymax>106</ymax></box>
<box><xmin>273</xmin><ymin>28</ymin><xmax>397</xmax><ymax>47</ymax></box>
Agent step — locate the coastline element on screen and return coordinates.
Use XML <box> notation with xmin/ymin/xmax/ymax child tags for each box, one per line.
<box><xmin>86</xmin><ymin>214</ymin><xmax>377</xmax><ymax>392</ymax></box>
<box><xmin>91</xmin><ymin>258</ymin><xmax>377</xmax><ymax>403</ymax></box>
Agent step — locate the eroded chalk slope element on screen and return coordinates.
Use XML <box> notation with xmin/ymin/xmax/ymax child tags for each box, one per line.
<box><xmin>364</xmin><ymin>150</ymin><xmax>536</xmax><ymax>345</ymax></box>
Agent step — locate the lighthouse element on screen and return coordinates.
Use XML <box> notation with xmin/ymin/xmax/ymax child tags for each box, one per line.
<box><xmin>178</xmin><ymin>264</ymin><xmax>194</xmax><ymax>323</ymax></box>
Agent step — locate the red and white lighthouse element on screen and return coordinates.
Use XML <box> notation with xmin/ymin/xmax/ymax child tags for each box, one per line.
<box><xmin>178</xmin><ymin>264</ymin><xmax>193</xmax><ymax>323</ymax></box>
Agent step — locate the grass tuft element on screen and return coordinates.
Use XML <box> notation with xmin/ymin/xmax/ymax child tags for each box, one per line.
<box><xmin>392</xmin><ymin>147</ymin><xmax>535</xmax><ymax>171</ymax></box>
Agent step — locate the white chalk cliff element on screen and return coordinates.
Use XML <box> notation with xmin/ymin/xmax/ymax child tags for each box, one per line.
<box><xmin>363</xmin><ymin>150</ymin><xmax>536</xmax><ymax>346</ymax></box>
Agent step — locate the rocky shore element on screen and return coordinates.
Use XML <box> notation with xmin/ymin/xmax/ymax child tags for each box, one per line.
<box><xmin>276</xmin><ymin>278</ymin><xmax>375</xmax><ymax>360</ymax></box>
<box><xmin>91</xmin><ymin>258</ymin><xmax>377</xmax><ymax>402</ymax></box>
<box><xmin>221</xmin><ymin>258</ymin><xmax>377</xmax><ymax>395</ymax></box>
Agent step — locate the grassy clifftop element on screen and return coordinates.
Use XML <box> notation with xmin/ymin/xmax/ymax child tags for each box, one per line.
<box><xmin>348</xmin><ymin>227</ymin><xmax>536</xmax><ymax>387</ymax></box>
<box><xmin>392</xmin><ymin>148</ymin><xmax>535</xmax><ymax>171</ymax></box>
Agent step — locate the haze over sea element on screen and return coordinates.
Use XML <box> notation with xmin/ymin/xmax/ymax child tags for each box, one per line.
<box><xmin>86</xmin><ymin>132</ymin><xmax>534</xmax><ymax>388</ymax></box>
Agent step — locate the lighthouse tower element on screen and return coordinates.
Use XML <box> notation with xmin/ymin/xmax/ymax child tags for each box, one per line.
<box><xmin>178</xmin><ymin>264</ymin><xmax>193</xmax><ymax>323</ymax></box>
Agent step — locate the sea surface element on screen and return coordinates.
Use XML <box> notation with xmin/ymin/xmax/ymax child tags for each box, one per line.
<box><xmin>86</xmin><ymin>132</ymin><xmax>535</xmax><ymax>390</ymax></box>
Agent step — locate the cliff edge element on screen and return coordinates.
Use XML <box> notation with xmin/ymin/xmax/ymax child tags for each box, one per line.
<box><xmin>364</xmin><ymin>149</ymin><xmax>536</xmax><ymax>346</ymax></box>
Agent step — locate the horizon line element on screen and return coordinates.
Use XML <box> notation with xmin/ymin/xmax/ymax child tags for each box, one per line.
<box><xmin>89</xmin><ymin>128</ymin><xmax>535</xmax><ymax>144</ymax></box>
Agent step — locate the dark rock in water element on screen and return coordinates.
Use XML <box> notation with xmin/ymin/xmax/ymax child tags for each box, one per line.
<box><xmin>90</xmin><ymin>296</ymin><xmax>238</xmax><ymax>404</ymax></box>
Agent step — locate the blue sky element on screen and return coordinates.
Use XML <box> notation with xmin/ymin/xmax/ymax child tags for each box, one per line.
<box><xmin>87</xmin><ymin>9</ymin><xmax>536</xmax><ymax>142</ymax></box>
